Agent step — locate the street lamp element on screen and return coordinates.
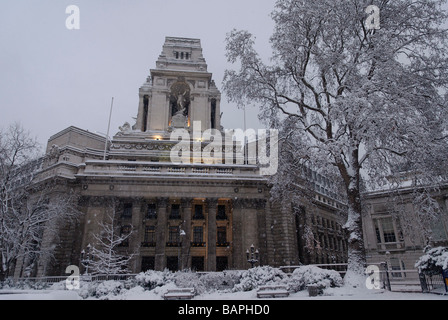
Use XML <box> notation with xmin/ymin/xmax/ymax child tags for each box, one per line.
<box><xmin>178</xmin><ymin>227</ymin><xmax>186</xmax><ymax>270</ymax></box>
<box><xmin>81</xmin><ymin>243</ymin><xmax>92</xmax><ymax>275</ymax></box>
<box><xmin>246</xmin><ymin>244</ymin><xmax>259</xmax><ymax>268</ymax></box>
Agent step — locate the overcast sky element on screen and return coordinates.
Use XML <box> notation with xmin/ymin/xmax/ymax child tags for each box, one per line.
<box><xmin>0</xmin><ymin>0</ymin><xmax>276</xmax><ymax>149</ymax></box>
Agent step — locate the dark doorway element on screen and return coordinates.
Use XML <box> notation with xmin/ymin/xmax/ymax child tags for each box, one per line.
<box><xmin>216</xmin><ymin>256</ymin><xmax>228</xmax><ymax>271</ymax></box>
<box><xmin>141</xmin><ymin>256</ymin><xmax>155</xmax><ymax>272</ymax></box>
<box><xmin>166</xmin><ymin>256</ymin><xmax>179</xmax><ymax>271</ymax></box>
<box><xmin>191</xmin><ymin>256</ymin><xmax>204</xmax><ymax>271</ymax></box>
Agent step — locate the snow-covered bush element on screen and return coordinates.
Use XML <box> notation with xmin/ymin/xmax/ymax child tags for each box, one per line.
<box><xmin>286</xmin><ymin>266</ymin><xmax>343</xmax><ymax>293</ymax></box>
<box><xmin>200</xmin><ymin>270</ymin><xmax>243</xmax><ymax>292</ymax></box>
<box><xmin>135</xmin><ymin>269</ymin><xmax>168</xmax><ymax>289</ymax></box>
<box><xmin>168</xmin><ymin>270</ymin><xmax>205</xmax><ymax>295</ymax></box>
<box><xmin>78</xmin><ymin>281</ymin><xmax>100</xmax><ymax>299</ymax></box>
<box><xmin>0</xmin><ymin>279</ymin><xmax>51</xmax><ymax>290</ymax></box>
<box><xmin>233</xmin><ymin>266</ymin><xmax>286</xmax><ymax>292</ymax></box>
<box><xmin>415</xmin><ymin>246</ymin><xmax>448</xmax><ymax>275</ymax></box>
<box><xmin>95</xmin><ymin>280</ymin><xmax>124</xmax><ymax>299</ymax></box>
<box><xmin>0</xmin><ymin>278</ymin><xmax>14</xmax><ymax>289</ymax></box>
<box><xmin>49</xmin><ymin>280</ymin><xmax>67</xmax><ymax>291</ymax></box>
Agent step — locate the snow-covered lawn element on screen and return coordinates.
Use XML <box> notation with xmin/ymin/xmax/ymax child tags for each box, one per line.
<box><xmin>0</xmin><ymin>285</ymin><xmax>446</xmax><ymax>300</ymax></box>
<box><xmin>1</xmin><ymin>266</ymin><xmax>446</xmax><ymax>300</ymax></box>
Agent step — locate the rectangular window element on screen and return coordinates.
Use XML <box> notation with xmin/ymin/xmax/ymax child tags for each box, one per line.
<box><xmin>217</xmin><ymin>205</ymin><xmax>227</xmax><ymax>220</ymax></box>
<box><xmin>119</xmin><ymin>225</ymin><xmax>132</xmax><ymax>247</ymax></box>
<box><xmin>431</xmin><ymin>219</ymin><xmax>448</xmax><ymax>241</ymax></box>
<box><xmin>390</xmin><ymin>258</ymin><xmax>405</xmax><ymax>278</ymax></box>
<box><xmin>146</xmin><ymin>203</ymin><xmax>157</xmax><ymax>219</ymax></box>
<box><xmin>170</xmin><ymin>204</ymin><xmax>181</xmax><ymax>219</ymax></box>
<box><xmin>122</xmin><ymin>203</ymin><xmax>133</xmax><ymax>219</ymax></box>
<box><xmin>143</xmin><ymin>226</ymin><xmax>155</xmax><ymax>246</ymax></box>
<box><xmin>375</xmin><ymin>223</ymin><xmax>382</xmax><ymax>243</ymax></box>
<box><xmin>375</xmin><ymin>217</ymin><xmax>397</xmax><ymax>243</ymax></box>
<box><xmin>192</xmin><ymin>226</ymin><xmax>204</xmax><ymax>246</ymax></box>
<box><xmin>168</xmin><ymin>226</ymin><xmax>180</xmax><ymax>246</ymax></box>
<box><xmin>382</xmin><ymin>218</ymin><xmax>396</xmax><ymax>243</ymax></box>
<box><xmin>193</xmin><ymin>205</ymin><xmax>204</xmax><ymax>219</ymax></box>
<box><xmin>217</xmin><ymin>227</ymin><xmax>227</xmax><ymax>246</ymax></box>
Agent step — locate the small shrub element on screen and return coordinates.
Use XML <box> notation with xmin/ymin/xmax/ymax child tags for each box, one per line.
<box><xmin>415</xmin><ymin>246</ymin><xmax>448</xmax><ymax>275</ymax></box>
<box><xmin>200</xmin><ymin>270</ymin><xmax>243</xmax><ymax>292</ymax></box>
<box><xmin>95</xmin><ymin>280</ymin><xmax>124</xmax><ymax>299</ymax></box>
<box><xmin>135</xmin><ymin>269</ymin><xmax>167</xmax><ymax>289</ymax></box>
<box><xmin>287</xmin><ymin>266</ymin><xmax>343</xmax><ymax>293</ymax></box>
<box><xmin>233</xmin><ymin>266</ymin><xmax>286</xmax><ymax>292</ymax></box>
<box><xmin>169</xmin><ymin>270</ymin><xmax>205</xmax><ymax>295</ymax></box>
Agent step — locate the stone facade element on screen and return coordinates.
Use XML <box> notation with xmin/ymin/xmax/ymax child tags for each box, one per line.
<box><xmin>12</xmin><ymin>37</ymin><xmax>348</xmax><ymax>277</ymax></box>
<box><xmin>363</xmin><ymin>186</ymin><xmax>448</xmax><ymax>279</ymax></box>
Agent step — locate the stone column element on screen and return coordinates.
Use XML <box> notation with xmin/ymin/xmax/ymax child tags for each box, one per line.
<box><xmin>207</xmin><ymin>198</ymin><xmax>218</xmax><ymax>271</ymax></box>
<box><xmin>255</xmin><ymin>199</ymin><xmax>268</xmax><ymax>266</ymax></box>
<box><xmin>232</xmin><ymin>198</ymin><xmax>244</xmax><ymax>269</ymax></box>
<box><xmin>155</xmin><ymin>197</ymin><xmax>169</xmax><ymax>271</ymax></box>
<box><xmin>180</xmin><ymin>198</ymin><xmax>192</xmax><ymax>270</ymax></box>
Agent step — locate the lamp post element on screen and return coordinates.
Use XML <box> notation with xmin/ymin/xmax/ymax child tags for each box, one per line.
<box><xmin>246</xmin><ymin>244</ymin><xmax>259</xmax><ymax>268</ymax></box>
<box><xmin>178</xmin><ymin>227</ymin><xmax>186</xmax><ymax>271</ymax></box>
<box><xmin>81</xmin><ymin>243</ymin><xmax>92</xmax><ymax>275</ymax></box>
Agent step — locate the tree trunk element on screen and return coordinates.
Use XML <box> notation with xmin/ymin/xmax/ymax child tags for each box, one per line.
<box><xmin>336</xmin><ymin>149</ymin><xmax>367</xmax><ymax>287</ymax></box>
<box><xmin>341</xmin><ymin>151</ymin><xmax>367</xmax><ymax>286</ymax></box>
<box><xmin>344</xmin><ymin>188</ymin><xmax>367</xmax><ymax>287</ymax></box>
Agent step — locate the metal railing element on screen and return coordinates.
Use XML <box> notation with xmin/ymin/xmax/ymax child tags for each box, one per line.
<box><xmin>279</xmin><ymin>263</ymin><xmax>348</xmax><ymax>275</ymax></box>
<box><xmin>419</xmin><ymin>272</ymin><xmax>448</xmax><ymax>295</ymax></box>
<box><xmin>280</xmin><ymin>263</ymin><xmax>447</xmax><ymax>294</ymax></box>
<box><xmin>7</xmin><ymin>274</ymin><xmax>138</xmax><ymax>286</ymax></box>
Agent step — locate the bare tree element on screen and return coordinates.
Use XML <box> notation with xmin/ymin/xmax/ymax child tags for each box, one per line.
<box><xmin>223</xmin><ymin>0</ymin><xmax>448</xmax><ymax>285</ymax></box>
<box><xmin>89</xmin><ymin>206</ymin><xmax>135</xmax><ymax>275</ymax></box>
<box><xmin>0</xmin><ymin>123</ymin><xmax>80</xmax><ymax>279</ymax></box>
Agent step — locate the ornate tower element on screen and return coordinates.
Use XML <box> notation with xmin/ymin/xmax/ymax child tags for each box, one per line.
<box><xmin>136</xmin><ymin>37</ymin><xmax>221</xmax><ymax>134</ymax></box>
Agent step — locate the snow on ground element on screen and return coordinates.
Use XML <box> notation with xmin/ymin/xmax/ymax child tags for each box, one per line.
<box><xmin>0</xmin><ymin>286</ymin><xmax>446</xmax><ymax>300</ymax></box>
<box><xmin>1</xmin><ymin>266</ymin><xmax>446</xmax><ymax>300</ymax></box>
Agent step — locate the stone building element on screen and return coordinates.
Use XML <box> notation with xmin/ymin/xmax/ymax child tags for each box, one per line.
<box><xmin>363</xmin><ymin>184</ymin><xmax>448</xmax><ymax>278</ymax></box>
<box><xmin>12</xmin><ymin>37</ymin><xmax>348</xmax><ymax>277</ymax></box>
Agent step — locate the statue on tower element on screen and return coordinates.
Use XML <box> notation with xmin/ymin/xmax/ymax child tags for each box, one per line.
<box><xmin>176</xmin><ymin>89</ymin><xmax>188</xmax><ymax>116</ymax></box>
<box><xmin>169</xmin><ymin>82</ymin><xmax>190</xmax><ymax>129</ymax></box>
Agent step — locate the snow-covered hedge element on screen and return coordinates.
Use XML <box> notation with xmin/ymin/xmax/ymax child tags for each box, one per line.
<box><xmin>135</xmin><ymin>269</ymin><xmax>168</xmax><ymax>289</ymax></box>
<box><xmin>415</xmin><ymin>246</ymin><xmax>448</xmax><ymax>275</ymax></box>
<box><xmin>95</xmin><ymin>280</ymin><xmax>124</xmax><ymax>298</ymax></box>
<box><xmin>287</xmin><ymin>265</ymin><xmax>343</xmax><ymax>292</ymax></box>
<box><xmin>0</xmin><ymin>265</ymin><xmax>345</xmax><ymax>299</ymax></box>
<box><xmin>232</xmin><ymin>266</ymin><xmax>286</xmax><ymax>292</ymax></box>
<box><xmin>0</xmin><ymin>278</ymin><xmax>51</xmax><ymax>290</ymax></box>
<box><xmin>200</xmin><ymin>270</ymin><xmax>242</xmax><ymax>292</ymax></box>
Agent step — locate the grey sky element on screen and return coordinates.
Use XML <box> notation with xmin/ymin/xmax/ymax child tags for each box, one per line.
<box><xmin>0</xmin><ymin>0</ymin><xmax>276</xmax><ymax>149</ymax></box>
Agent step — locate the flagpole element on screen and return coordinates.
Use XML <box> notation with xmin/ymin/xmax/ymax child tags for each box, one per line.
<box><xmin>103</xmin><ymin>97</ymin><xmax>114</xmax><ymax>160</ymax></box>
<box><xmin>243</xmin><ymin>105</ymin><xmax>247</xmax><ymax>164</ymax></box>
